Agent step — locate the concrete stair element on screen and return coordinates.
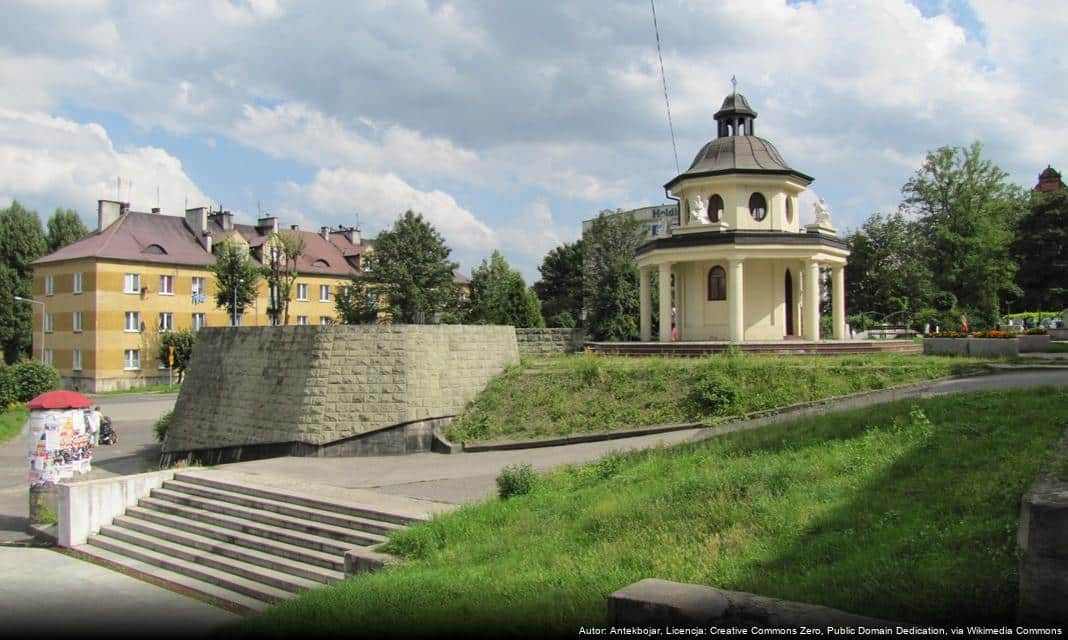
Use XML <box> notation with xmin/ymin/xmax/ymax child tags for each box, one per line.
<box><xmin>74</xmin><ymin>471</ymin><xmax>426</xmax><ymax>612</ymax></box>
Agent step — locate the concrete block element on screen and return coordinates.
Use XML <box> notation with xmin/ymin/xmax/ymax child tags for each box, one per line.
<box><xmin>967</xmin><ymin>337</ymin><xmax>1019</xmax><ymax>357</ymax></box>
<box><xmin>922</xmin><ymin>338</ymin><xmax>968</xmax><ymax>355</ymax></box>
<box><xmin>1019</xmin><ymin>334</ymin><xmax>1052</xmax><ymax>353</ymax></box>
<box><xmin>57</xmin><ymin>469</ymin><xmax>175</xmax><ymax>548</ymax></box>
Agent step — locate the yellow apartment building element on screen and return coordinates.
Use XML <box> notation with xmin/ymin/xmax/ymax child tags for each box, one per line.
<box><xmin>30</xmin><ymin>200</ymin><xmax>372</xmax><ymax>391</ymax></box>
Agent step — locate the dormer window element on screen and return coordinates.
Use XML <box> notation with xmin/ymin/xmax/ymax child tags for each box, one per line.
<box><xmin>312</xmin><ymin>259</ymin><xmax>329</xmax><ymax>268</ymax></box>
<box><xmin>749</xmin><ymin>193</ymin><xmax>767</xmax><ymax>222</ymax></box>
<box><xmin>144</xmin><ymin>244</ymin><xmax>167</xmax><ymax>255</ymax></box>
<box><xmin>708</xmin><ymin>194</ymin><xmax>724</xmax><ymax>223</ymax></box>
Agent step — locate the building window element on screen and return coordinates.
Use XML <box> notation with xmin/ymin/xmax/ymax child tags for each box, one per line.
<box><xmin>72</xmin><ymin>350</ymin><xmax>82</xmax><ymax>371</ymax></box>
<box><xmin>707</xmin><ymin>266</ymin><xmax>727</xmax><ymax>301</ymax></box>
<box><xmin>297</xmin><ymin>316</ymin><xmax>308</xmax><ymax>325</ymax></box>
<box><xmin>159</xmin><ymin>312</ymin><xmax>174</xmax><ymax>332</ymax></box>
<box><xmin>43</xmin><ymin>349</ymin><xmax>53</xmax><ymax>366</ymax></box>
<box><xmin>191</xmin><ymin>276</ymin><xmax>206</xmax><ymax>295</ymax></box>
<box><xmin>296</xmin><ymin>283</ymin><xmax>308</xmax><ymax>301</ymax></box>
<box><xmin>73</xmin><ymin>272</ymin><xmax>83</xmax><ymax>294</ymax></box>
<box><xmin>749</xmin><ymin>193</ymin><xmax>768</xmax><ymax>222</ymax></box>
<box><xmin>125</xmin><ymin>311</ymin><xmax>141</xmax><ymax>332</ymax></box>
<box><xmin>44</xmin><ymin>313</ymin><xmax>54</xmax><ymax>333</ymax></box>
<box><xmin>319</xmin><ymin>316</ymin><xmax>333</xmax><ymax>325</ymax></box>
<box><xmin>45</xmin><ymin>275</ymin><xmax>54</xmax><ymax>296</ymax></box>
<box><xmin>124</xmin><ymin>273</ymin><xmax>141</xmax><ymax>293</ymax></box>
<box><xmin>159</xmin><ymin>275</ymin><xmax>174</xmax><ymax>295</ymax></box>
<box><xmin>785</xmin><ymin>197</ymin><xmax>794</xmax><ymax>224</ymax></box>
<box><xmin>193</xmin><ymin>313</ymin><xmax>206</xmax><ymax>331</ymax></box>
<box><xmin>124</xmin><ymin>349</ymin><xmax>140</xmax><ymax>370</ymax></box>
<box><xmin>319</xmin><ymin>284</ymin><xmax>330</xmax><ymax>302</ymax></box>
<box><xmin>709</xmin><ymin>194</ymin><xmax>725</xmax><ymax>223</ymax></box>
<box><xmin>73</xmin><ymin>311</ymin><xmax>83</xmax><ymax>333</ymax></box>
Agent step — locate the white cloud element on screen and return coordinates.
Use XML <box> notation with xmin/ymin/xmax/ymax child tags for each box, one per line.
<box><xmin>0</xmin><ymin>108</ymin><xmax>210</xmax><ymax>222</ymax></box>
<box><xmin>283</xmin><ymin>168</ymin><xmax>497</xmax><ymax>251</ymax></box>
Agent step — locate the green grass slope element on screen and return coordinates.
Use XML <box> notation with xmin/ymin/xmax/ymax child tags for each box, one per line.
<box><xmin>234</xmin><ymin>387</ymin><xmax>1067</xmax><ymax>636</ymax></box>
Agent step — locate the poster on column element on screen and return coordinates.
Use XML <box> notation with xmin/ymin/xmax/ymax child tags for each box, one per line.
<box><xmin>27</xmin><ymin>409</ymin><xmax>92</xmax><ymax>486</ymax></box>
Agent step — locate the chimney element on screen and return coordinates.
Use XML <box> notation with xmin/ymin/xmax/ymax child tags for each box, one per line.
<box><xmin>320</xmin><ymin>226</ymin><xmax>330</xmax><ymax>241</ymax></box>
<box><xmin>290</xmin><ymin>224</ymin><xmax>300</xmax><ymax>231</ymax></box>
<box><xmin>208</xmin><ymin>209</ymin><xmax>233</xmax><ymax>231</ymax></box>
<box><xmin>202</xmin><ymin>233</ymin><xmax>212</xmax><ymax>253</ymax></box>
<box><xmin>97</xmin><ymin>199</ymin><xmax>124</xmax><ymax>231</ymax></box>
<box><xmin>344</xmin><ymin>226</ymin><xmax>361</xmax><ymax>245</ymax></box>
<box><xmin>185</xmin><ymin>207</ymin><xmax>208</xmax><ymax>234</ymax></box>
<box><xmin>151</xmin><ymin>207</ymin><xmax>161</xmax><ymax>214</ymax></box>
<box><xmin>256</xmin><ymin>216</ymin><xmax>278</xmax><ymax>235</ymax></box>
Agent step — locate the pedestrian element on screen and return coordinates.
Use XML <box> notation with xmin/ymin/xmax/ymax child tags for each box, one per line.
<box><xmin>91</xmin><ymin>405</ymin><xmax>104</xmax><ymax>446</ymax></box>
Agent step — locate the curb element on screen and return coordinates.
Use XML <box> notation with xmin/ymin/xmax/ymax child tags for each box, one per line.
<box><xmin>460</xmin><ymin>422</ymin><xmax>703</xmax><ymax>453</ymax></box>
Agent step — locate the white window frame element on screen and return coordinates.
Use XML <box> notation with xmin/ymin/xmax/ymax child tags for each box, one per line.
<box><xmin>73</xmin><ymin>311</ymin><xmax>83</xmax><ymax>333</ymax></box>
<box><xmin>72</xmin><ymin>350</ymin><xmax>82</xmax><ymax>371</ymax></box>
<box><xmin>319</xmin><ymin>316</ymin><xmax>333</xmax><ymax>325</ymax></box>
<box><xmin>123</xmin><ymin>349</ymin><xmax>140</xmax><ymax>371</ymax></box>
<box><xmin>159</xmin><ymin>274</ymin><xmax>175</xmax><ymax>295</ymax></box>
<box><xmin>297</xmin><ymin>316</ymin><xmax>308</xmax><ymax>326</ymax></box>
<box><xmin>73</xmin><ymin>272</ymin><xmax>83</xmax><ymax>294</ymax></box>
<box><xmin>193</xmin><ymin>313</ymin><xmax>206</xmax><ymax>331</ymax></box>
<box><xmin>124</xmin><ymin>273</ymin><xmax>141</xmax><ymax>294</ymax></box>
<box><xmin>296</xmin><ymin>283</ymin><xmax>308</xmax><ymax>301</ymax></box>
<box><xmin>319</xmin><ymin>284</ymin><xmax>330</xmax><ymax>302</ymax></box>
<box><xmin>191</xmin><ymin>277</ymin><xmax>206</xmax><ymax>295</ymax></box>
<box><xmin>44</xmin><ymin>275</ymin><xmax>54</xmax><ymax>296</ymax></box>
<box><xmin>158</xmin><ymin>312</ymin><xmax>174</xmax><ymax>332</ymax></box>
<box><xmin>44</xmin><ymin>313</ymin><xmax>54</xmax><ymax>333</ymax></box>
<box><xmin>125</xmin><ymin>311</ymin><xmax>141</xmax><ymax>333</ymax></box>
<box><xmin>43</xmin><ymin>349</ymin><xmax>53</xmax><ymax>366</ymax></box>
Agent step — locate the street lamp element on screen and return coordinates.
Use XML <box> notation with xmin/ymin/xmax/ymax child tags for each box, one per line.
<box><xmin>13</xmin><ymin>295</ymin><xmax>45</xmax><ymax>362</ymax></box>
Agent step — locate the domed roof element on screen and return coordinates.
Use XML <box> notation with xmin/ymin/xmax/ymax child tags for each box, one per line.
<box><xmin>715</xmin><ymin>93</ymin><xmax>756</xmax><ymax>118</ymax></box>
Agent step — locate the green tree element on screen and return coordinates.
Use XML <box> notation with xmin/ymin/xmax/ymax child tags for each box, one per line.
<box><xmin>902</xmin><ymin>142</ymin><xmax>1024</xmax><ymax>326</ymax></box>
<box><xmin>583</xmin><ymin>210</ymin><xmax>644</xmax><ymax>340</ymax></box>
<box><xmin>361</xmin><ymin>211</ymin><xmax>457</xmax><ymax>323</ymax></box>
<box><xmin>45</xmin><ymin>208</ymin><xmax>88</xmax><ymax>252</ymax></box>
<box><xmin>210</xmin><ymin>240</ymin><xmax>261</xmax><ymax>326</ymax></box>
<box><xmin>0</xmin><ymin>201</ymin><xmax>47</xmax><ymax>363</ymax></box>
<box><xmin>534</xmin><ymin>239</ymin><xmax>585</xmax><ymax>327</ymax></box>
<box><xmin>844</xmin><ymin>212</ymin><xmax>933</xmax><ymax>319</ymax></box>
<box><xmin>468</xmin><ymin>251</ymin><xmax>545</xmax><ymax>327</ymax></box>
<box><xmin>334</xmin><ymin>283</ymin><xmax>380</xmax><ymax>324</ymax></box>
<box><xmin>157</xmin><ymin>328</ymin><xmax>197</xmax><ymax>383</ymax></box>
<box><xmin>1013</xmin><ymin>188</ymin><xmax>1068</xmax><ymax>312</ymax></box>
<box><xmin>261</xmin><ymin>231</ymin><xmax>305</xmax><ymax>325</ymax></box>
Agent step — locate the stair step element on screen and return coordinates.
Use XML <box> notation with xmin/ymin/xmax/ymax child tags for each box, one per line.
<box><xmin>73</xmin><ymin>543</ymin><xmax>269</xmax><ymax>613</ymax></box>
<box><xmin>159</xmin><ymin>480</ymin><xmax>403</xmax><ymax>536</ymax></box>
<box><xmin>130</xmin><ymin>501</ymin><xmax>368</xmax><ymax>556</ymax></box>
<box><xmin>86</xmin><ymin>536</ymin><xmax>295</xmax><ymax>604</ymax></box>
<box><xmin>174</xmin><ymin>472</ymin><xmax>426</xmax><ymax>526</ymax></box>
<box><xmin>99</xmin><ymin>523</ymin><xmax>338</xmax><ymax>590</ymax></box>
<box><xmin>116</xmin><ymin>511</ymin><xmax>345</xmax><ymax>572</ymax></box>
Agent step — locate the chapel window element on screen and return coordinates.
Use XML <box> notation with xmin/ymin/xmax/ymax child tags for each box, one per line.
<box><xmin>707</xmin><ymin>266</ymin><xmax>726</xmax><ymax>301</ymax></box>
<box><xmin>709</xmin><ymin>194</ymin><xmax>724</xmax><ymax>223</ymax></box>
<box><xmin>749</xmin><ymin>192</ymin><xmax>768</xmax><ymax>222</ymax></box>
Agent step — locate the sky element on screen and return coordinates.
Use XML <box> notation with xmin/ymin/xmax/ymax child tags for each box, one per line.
<box><xmin>1</xmin><ymin>0</ymin><xmax>1065</xmax><ymax>282</ymax></box>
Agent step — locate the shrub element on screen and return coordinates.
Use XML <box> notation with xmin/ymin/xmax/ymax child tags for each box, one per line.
<box><xmin>971</xmin><ymin>330</ymin><xmax>1014</xmax><ymax>339</ymax></box>
<box><xmin>573</xmin><ymin>356</ymin><xmax>605</xmax><ymax>387</ymax></box>
<box><xmin>691</xmin><ymin>370</ymin><xmax>739</xmax><ymax>415</ymax></box>
<box><xmin>153</xmin><ymin>410</ymin><xmax>173</xmax><ymax>443</ymax></box>
<box><xmin>1024</xmin><ymin>328</ymin><xmax>1048</xmax><ymax>335</ymax></box>
<box><xmin>0</xmin><ymin>360</ymin><xmax>60</xmax><ymax>405</ymax></box>
<box><xmin>496</xmin><ymin>463</ymin><xmax>538</xmax><ymax>499</ymax></box>
<box><xmin>928</xmin><ymin>331</ymin><xmax>966</xmax><ymax>338</ymax></box>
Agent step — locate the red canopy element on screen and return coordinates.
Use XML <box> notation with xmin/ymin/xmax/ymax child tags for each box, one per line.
<box><xmin>27</xmin><ymin>390</ymin><xmax>93</xmax><ymax>410</ymax></box>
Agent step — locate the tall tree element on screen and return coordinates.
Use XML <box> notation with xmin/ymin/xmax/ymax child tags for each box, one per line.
<box><xmin>45</xmin><ymin>208</ymin><xmax>88</xmax><ymax>252</ymax></box>
<box><xmin>1013</xmin><ymin>188</ymin><xmax>1068</xmax><ymax>311</ymax></box>
<box><xmin>902</xmin><ymin>142</ymin><xmax>1025</xmax><ymax>325</ymax></box>
<box><xmin>534</xmin><ymin>239</ymin><xmax>585</xmax><ymax>327</ymax></box>
<box><xmin>468</xmin><ymin>251</ymin><xmax>545</xmax><ymax>327</ymax></box>
<box><xmin>360</xmin><ymin>211</ymin><xmax>457</xmax><ymax>323</ymax></box>
<box><xmin>261</xmin><ymin>231</ymin><xmax>305</xmax><ymax>325</ymax></box>
<box><xmin>157</xmin><ymin>328</ymin><xmax>197</xmax><ymax>383</ymax></box>
<box><xmin>0</xmin><ymin>201</ymin><xmax>47</xmax><ymax>363</ymax></box>
<box><xmin>334</xmin><ymin>283</ymin><xmax>380</xmax><ymax>325</ymax></box>
<box><xmin>583</xmin><ymin>210</ymin><xmax>644</xmax><ymax>340</ymax></box>
<box><xmin>209</xmin><ymin>240</ymin><xmax>261</xmax><ymax>326</ymax></box>
<box><xmin>844</xmin><ymin>211</ymin><xmax>933</xmax><ymax>318</ymax></box>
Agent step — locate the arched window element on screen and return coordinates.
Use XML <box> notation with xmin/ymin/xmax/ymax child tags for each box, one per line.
<box><xmin>143</xmin><ymin>244</ymin><xmax>167</xmax><ymax>255</ymax></box>
<box><xmin>707</xmin><ymin>266</ymin><xmax>726</xmax><ymax>301</ymax></box>
<box><xmin>785</xmin><ymin>196</ymin><xmax>794</xmax><ymax>224</ymax></box>
<box><xmin>708</xmin><ymin>194</ymin><xmax>724</xmax><ymax>223</ymax></box>
<box><xmin>312</xmin><ymin>259</ymin><xmax>330</xmax><ymax>268</ymax></box>
<box><xmin>749</xmin><ymin>192</ymin><xmax>767</xmax><ymax>221</ymax></box>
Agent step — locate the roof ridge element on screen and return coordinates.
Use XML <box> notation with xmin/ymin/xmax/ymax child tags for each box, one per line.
<box><xmin>96</xmin><ymin>210</ymin><xmax>131</xmax><ymax>257</ymax></box>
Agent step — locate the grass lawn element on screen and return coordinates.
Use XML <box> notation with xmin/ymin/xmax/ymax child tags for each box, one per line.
<box><xmin>0</xmin><ymin>406</ymin><xmax>28</xmax><ymax>445</ymax></box>
<box><xmin>447</xmin><ymin>352</ymin><xmax>992</xmax><ymax>443</ymax></box>
<box><xmin>91</xmin><ymin>382</ymin><xmax>182</xmax><ymax>396</ymax></box>
<box><xmin>233</xmin><ymin>388</ymin><xmax>1067</xmax><ymax>636</ymax></box>
<box><xmin>1046</xmin><ymin>341</ymin><xmax>1068</xmax><ymax>353</ymax></box>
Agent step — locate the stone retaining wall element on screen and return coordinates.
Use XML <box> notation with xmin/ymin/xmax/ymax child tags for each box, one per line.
<box><xmin>514</xmin><ymin>328</ymin><xmax>585</xmax><ymax>355</ymax></box>
<box><xmin>923</xmin><ymin>337</ymin><xmax>1019</xmax><ymax>356</ymax></box>
<box><xmin>163</xmin><ymin>325</ymin><xmax>519</xmax><ymax>456</ymax></box>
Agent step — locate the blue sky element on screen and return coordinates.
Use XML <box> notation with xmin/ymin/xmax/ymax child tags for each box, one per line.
<box><xmin>1</xmin><ymin>1</ymin><xmax>1065</xmax><ymax>282</ymax></box>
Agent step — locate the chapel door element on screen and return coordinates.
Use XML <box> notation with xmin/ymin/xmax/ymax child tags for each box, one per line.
<box><xmin>785</xmin><ymin>270</ymin><xmax>795</xmax><ymax>336</ymax></box>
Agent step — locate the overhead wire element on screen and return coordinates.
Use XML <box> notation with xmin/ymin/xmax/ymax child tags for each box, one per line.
<box><xmin>650</xmin><ymin>0</ymin><xmax>680</xmax><ymax>174</ymax></box>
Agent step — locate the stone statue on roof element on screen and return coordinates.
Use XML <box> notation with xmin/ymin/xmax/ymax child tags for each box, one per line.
<box><xmin>689</xmin><ymin>194</ymin><xmax>709</xmax><ymax>224</ymax></box>
<box><xmin>814</xmin><ymin>198</ymin><xmax>832</xmax><ymax>225</ymax></box>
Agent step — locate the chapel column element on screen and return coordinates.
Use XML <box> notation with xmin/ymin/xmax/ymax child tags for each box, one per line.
<box><xmin>658</xmin><ymin>262</ymin><xmax>672</xmax><ymax>342</ymax></box>
<box><xmin>832</xmin><ymin>265</ymin><xmax>846</xmax><ymax>340</ymax></box>
<box><xmin>639</xmin><ymin>267</ymin><xmax>652</xmax><ymax>342</ymax></box>
<box><xmin>804</xmin><ymin>260</ymin><xmax>821</xmax><ymax>341</ymax></box>
<box><xmin>728</xmin><ymin>258</ymin><xmax>744</xmax><ymax>342</ymax></box>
